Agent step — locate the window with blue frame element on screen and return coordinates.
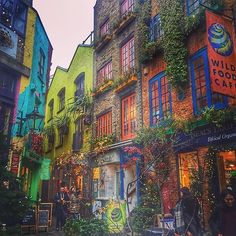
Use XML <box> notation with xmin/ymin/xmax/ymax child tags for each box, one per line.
<box><xmin>186</xmin><ymin>0</ymin><xmax>207</xmax><ymax>15</ymax></box>
<box><xmin>149</xmin><ymin>13</ymin><xmax>163</xmax><ymax>42</ymax></box>
<box><xmin>149</xmin><ymin>72</ymin><xmax>172</xmax><ymax>126</ymax></box>
<box><xmin>190</xmin><ymin>48</ymin><xmax>227</xmax><ymax>114</ymax></box>
<box><xmin>38</xmin><ymin>48</ymin><xmax>45</xmax><ymax>80</ymax></box>
<box><xmin>0</xmin><ymin>0</ymin><xmax>27</xmax><ymax>36</ymax></box>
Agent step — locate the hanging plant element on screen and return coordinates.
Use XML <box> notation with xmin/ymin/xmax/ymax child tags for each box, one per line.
<box><xmin>202</xmin><ymin>106</ymin><xmax>236</xmax><ymax>128</ymax></box>
<box><xmin>55</xmin><ymin>113</ymin><xmax>70</xmax><ymax>135</ymax></box>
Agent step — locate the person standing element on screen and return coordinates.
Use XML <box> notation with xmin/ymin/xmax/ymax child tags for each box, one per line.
<box><xmin>174</xmin><ymin>187</ymin><xmax>202</xmax><ymax>236</ymax></box>
<box><xmin>209</xmin><ymin>188</ymin><xmax>236</xmax><ymax>236</ymax></box>
<box><xmin>54</xmin><ymin>186</ymin><xmax>70</xmax><ymax>231</ymax></box>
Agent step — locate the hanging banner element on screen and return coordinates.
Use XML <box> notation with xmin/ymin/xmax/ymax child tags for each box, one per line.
<box><xmin>40</xmin><ymin>159</ymin><xmax>51</xmax><ymax>180</ymax></box>
<box><xmin>206</xmin><ymin>10</ymin><xmax>236</xmax><ymax>97</ymax></box>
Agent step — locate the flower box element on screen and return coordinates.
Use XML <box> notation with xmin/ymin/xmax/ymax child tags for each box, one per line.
<box><xmin>93</xmin><ymin>80</ymin><xmax>113</xmax><ymax>97</ymax></box>
<box><xmin>95</xmin><ymin>34</ymin><xmax>112</xmax><ymax>52</ymax></box>
<box><xmin>113</xmin><ymin>12</ymin><xmax>136</xmax><ymax>35</ymax></box>
<box><xmin>114</xmin><ymin>75</ymin><xmax>137</xmax><ymax>93</ymax></box>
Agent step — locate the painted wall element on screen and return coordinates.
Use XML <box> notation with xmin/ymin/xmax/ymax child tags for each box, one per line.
<box><xmin>44</xmin><ymin>45</ymin><xmax>93</xmax><ymax>181</ymax></box>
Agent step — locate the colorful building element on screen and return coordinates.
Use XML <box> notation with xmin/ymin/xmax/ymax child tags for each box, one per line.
<box><xmin>0</xmin><ymin>0</ymin><xmax>32</xmax><ymax>166</ymax></box>
<box><xmin>44</xmin><ymin>39</ymin><xmax>93</xmax><ymax>203</ymax></box>
<box><xmin>92</xmin><ymin>0</ymin><xmax>143</xmax><ymax>223</ymax></box>
<box><xmin>140</xmin><ymin>0</ymin><xmax>236</xmax><ymax>227</ymax></box>
<box><xmin>8</xmin><ymin>5</ymin><xmax>53</xmax><ymax>201</ymax></box>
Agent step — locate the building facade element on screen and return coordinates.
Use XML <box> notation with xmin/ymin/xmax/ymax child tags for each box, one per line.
<box><xmin>44</xmin><ymin>42</ymin><xmax>93</xmax><ymax>203</ymax></box>
<box><xmin>0</xmin><ymin>0</ymin><xmax>31</xmax><ymax>165</ymax></box>
<box><xmin>141</xmin><ymin>0</ymin><xmax>236</xmax><ymax>226</ymax></box>
<box><xmin>8</xmin><ymin>5</ymin><xmax>52</xmax><ymax>201</ymax></box>
<box><xmin>92</xmin><ymin>1</ymin><xmax>145</xmax><ymax>229</ymax></box>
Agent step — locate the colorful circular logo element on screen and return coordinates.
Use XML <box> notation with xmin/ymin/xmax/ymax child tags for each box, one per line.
<box><xmin>111</xmin><ymin>208</ymin><xmax>122</xmax><ymax>222</ymax></box>
<box><xmin>208</xmin><ymin>23</ymin><xmax>233</xmax><ymax>56</ymax></box>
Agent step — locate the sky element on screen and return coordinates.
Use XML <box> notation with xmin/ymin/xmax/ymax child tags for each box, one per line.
<box><xmin>33</xmin><ymin>0</ymin><xmax>96</xmax><ymax>75</ymax></box>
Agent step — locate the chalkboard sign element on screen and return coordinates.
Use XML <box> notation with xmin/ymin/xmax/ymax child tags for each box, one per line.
<box><xmin>21</xmin><ymin>208</ymin><xmax>36</xmax><ymax>226</ymax></box>
<box><xmin>38</xmin><ymin>210</ymin><xmax>49</xmax><ymax>228</ymax></box>
<box><xmin>39</xmin><ymin>203</ymin><xmax>53</xmax><ymax>226</ymax></box>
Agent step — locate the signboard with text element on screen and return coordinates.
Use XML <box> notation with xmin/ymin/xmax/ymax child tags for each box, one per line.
<box><xmin>206</xmin><ymin>10</ymin><xmax>236</xmax><ymax>97</ymax></box>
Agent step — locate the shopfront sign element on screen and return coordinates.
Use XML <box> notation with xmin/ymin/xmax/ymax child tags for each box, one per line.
<box><xmin>176</xmin><ymin>124</ymin><xmax>236</xmax><ymax>151</ymax></box>
<box><xmin>206</xmin><ymin>10</ymin><xmax>236</xmax><ymax>97</ymax></box>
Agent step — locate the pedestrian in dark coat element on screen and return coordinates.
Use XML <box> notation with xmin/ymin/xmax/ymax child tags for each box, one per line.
<box><xmin>54</xmin><ymin>186</ymin><xmax>70</xmax><ymax>231</ymax></box>
<box><xmin>174</xmin><ymin>187</ymin><xmax>202</xmax><ymax>236</ymax></box>
<box><xmin>209</xmin><ymin>188</ymin><xmax>236</xmax><ymax>236</ymax></box>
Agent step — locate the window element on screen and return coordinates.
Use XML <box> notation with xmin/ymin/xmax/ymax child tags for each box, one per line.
<box><xmin>186</xmin><ymin>0</ymin><xmax>207</xmax><ymax>15</ymax></box>
<box><xmin>38</xmin><ymin>49</ymin><xmax>45</xmax><ymax>79</ymax></box>
<box><xmin>58</xmin><ymin>127</ymin><xmax>63</xmax><ymax>146</ymax></box>
<box><xmin>96</xmin><ymin>111</ymin><xmax>112</xmax><ymax>137</ymax></box>
<box><xmin>149</xmin><ymin>72</ymin><xmax>172</xmax><ymax>125</ymax></box>
<box><xmin>121</xmin><ymin>93</ymin><xmax>136</xmax><ymax>140</ymax></box>
<box><xmin>120</xmin><ymin>0</ymin><xmax>134</xmax><ymax>17</ymax></box>
<box><xmin>74</xmin><ymin>73</ymin><xmax>85</xmax><ymax>98</ymax></box>
<box><xmin>73</xmin><ymin>118</ymin><xmax>83</xmax><ymax>151</ymax></box>
<box><xmin>100</xmin><ymin>19</ymin><xmax>109</xmax><ymax>38</ymax></box>
<box><xmin>0</xmin><ymin>0</ymin><xmax>27</xmax><ymax>35</ymax></box>
<box><xmin>97</xmin><ymin>61</ymin><xmax>112</xmax><ymax>85</ymax></box>
<box><xmin>121</xmin><ymin>37</ymin><xmax>135</xmax><ymax>74</ymax></box>
<box><xmin>190</xmin><ymin>49</ymin><xmax>227</xmax><ymax>114</ymax></box>
<box><xmin>58</xmin><ymin>88</ymin><xmax>65</xmax><ymax>112</ymax></box>
<box><xmin>48</xmin><ymin>99</ymin><xmax>54</xmax><ymax>120</ymax></box>
<box><xmin>149</xmin><ymin>14</ymin><xmax>164</xmax><ymax>41</ymax></box>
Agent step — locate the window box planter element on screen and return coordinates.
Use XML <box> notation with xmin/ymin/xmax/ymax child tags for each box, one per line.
<box><xmin>114</xmin><ymin>75</ymin><xmax>137</xmax><ymax>93</ymax></box>
<box><xmin>95</xmin><ymin>34</ymin><xmax>112</xmax><ymax>52</ymax></box>
<box><xmin>113</xmin><ymin>12</ymin><xmax>136</xmax><ymax>35</ymax></box>
<box><xmin>92</xmin><ymin>79</ymin><xmax>113</xmax><ymax>97</ymax></box>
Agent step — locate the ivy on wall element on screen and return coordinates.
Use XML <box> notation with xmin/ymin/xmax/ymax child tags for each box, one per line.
<box><xmin>157</xmin><ymin>0</ymin><xmax>188</xmax><ymax>93</ymax></box>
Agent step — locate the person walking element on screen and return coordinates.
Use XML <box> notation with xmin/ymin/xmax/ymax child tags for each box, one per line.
<box><xmin>174</xmin><ymin>187</ymin><xmax>202</xmax><ymax>236</ymax></box>
<box><xmin>54</xmin><ymin>186</ymin><xmax>70</xmax><ymax>231</ymax></box>
<box><xmin>209</xmin><ymin>188</ymin><xmax>236</xmax><ymax>236</ymax></box>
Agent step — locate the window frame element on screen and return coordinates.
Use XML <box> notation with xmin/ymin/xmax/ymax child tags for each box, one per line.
<box><xmin>38</xmin><ymin>48</ymin><xmax>45</xmax><ymax>80</ymax></box>
<box><xmin>120</xmin><ymin>0</ymin><xmax>134</xmax><ymax>18</ymax></box>
<box><xmin>186</xmin><ymin>0</ymin><xmax>207</xmax><ymax>16</ymax></box>
<box><xmin>100</xmin><ymin>18</ymin><xmax>110</xmax><ymax>38</ymax></box>
<box><xmin>58</xmin><ymin>127</ymin><xmax>64</xmax><ymax>147</ymax></box>
<box><xmin>74</xmin><ymin>72</ymin><xmax>85</xmax><ymax>98</ymax></box>
<box><xmin>120</xmin><ymin>36</ymin><xmax>135</xmax><ymax>74</ymax></box>
<box><xmin>190</xmin><ymin>48</ymin><xmax>228</xmax><ymax>115</ymax></box>
<box><xmin>0</xmin><ymin>0</ymin><xmax>27</xmax><ymax>36</ymax></box>
<box><xmin>58</xmin><ymin>88</ymin><xmax>65</xmax><ymax>112</ymax></box>
<box><xmin>97</xmin><ymin>60</ymin><xmax>112</xmax><ymax>86</ymax></box>
<box><xmin>96</xmin><ymin>110</ymin><xmax>112</xmax><ymax>138</ymax></box>
<box><xmin>121</xmin><ymin>93</ymin><xmax>136</xmax><ymax>140</ymax></box>
<box><xmin>149</xmin><ymin>72</ymin><xmax>172</xmax><ymax>126</ymax></box>
<box><xmin>149</xmin><ymin>13</ymin><xmax>164</xmax><ymax>42</ymax></box>
<box><xmin>48</xmin><ymin>99</ymin><xmax>54</xmax><ymax>121</ymax></box>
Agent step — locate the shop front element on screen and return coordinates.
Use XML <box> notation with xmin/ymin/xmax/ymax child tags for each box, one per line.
<box><xmin>175</xmin><ymin>123</ymin><xmax>236</xmax><ymax>222</ymax></box>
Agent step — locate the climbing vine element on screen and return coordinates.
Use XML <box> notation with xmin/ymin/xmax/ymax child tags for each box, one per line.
<box><xmin>157</xmin><ymin>0</ymin><xmax>188</xmax><ymax>92</ymax></box>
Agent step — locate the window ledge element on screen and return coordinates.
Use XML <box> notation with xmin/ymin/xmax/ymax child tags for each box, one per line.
<box><xmin>95</xmin><ymin>34</ymin><xmax>112</xmax><ymax>52</ymax></box>
<box><xmin>113</xmin><ymin>12</ymin><xmax>136</xmax><ymax>35</ymax></box>
<box><xmin>55</xmin><ymin>143</ymin><xmax>63</xmax><ymax>149</ymax></box>
<box><xmin>114</xmin><ymin>75</ymin><xmax>137</xmax><ymax>93</ymax></box>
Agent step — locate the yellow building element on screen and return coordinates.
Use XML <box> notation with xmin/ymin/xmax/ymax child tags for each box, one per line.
<box><xmin>43</xmin><ymin>42</ymin><xmax>93</xmax><ymax>201</ymax></box>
